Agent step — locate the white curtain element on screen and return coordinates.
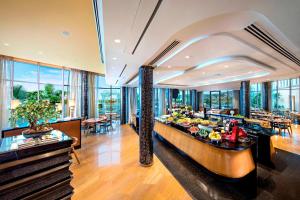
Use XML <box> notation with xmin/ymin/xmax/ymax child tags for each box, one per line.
<box><xmin>158</xmin><ymin>88</ymin><xmax>166</xmax><ymax>116</ymax></box>
<box><xmin>0</xmin><ymin>56</ymin><xmax>12</xmax><ymax>131</ymax></box>
<box><xmin>128</xmin><ymin>87</ymin><xmax>137</xmax><ymax>124</ymax></box>
<box><xmin>70</xmin><ymin>69</ymin><xmax>82</xmax><ymax>118</ymax></box>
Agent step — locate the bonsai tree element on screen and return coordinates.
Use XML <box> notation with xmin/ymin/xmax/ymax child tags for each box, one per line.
<box><xmin>10</xmin><ymin>100</ymin><xmax>58</xmax><ymax>133</ymax></box>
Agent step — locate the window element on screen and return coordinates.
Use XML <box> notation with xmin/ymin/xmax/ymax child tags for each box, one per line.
<box><xmin>7</xmin><ymin>61</ymin><xmax>72</xmax><ymax>127</ymax></box>
<box><xmin>221</xmin><ymin>90</ymin><xmax>233</xmax><ymax>109</ymax></box>
<box><xmin>272</xmin><ymin>78</ymin><xmax>300</xmax><ymax>112</ymax></box>
<box><xmin>291</xmin><ymin>78</ymin><xmax>299</xmax><ymax>112</ymax></box>
<box><xmin>95</xmin><ymin>76</ymin><xmax>121</xmax><ymax>118</ymax></box>
<box><xmin>211</xmin><ymin>91</ymin><xmax>220</xmax><ymax>109</ymax></box>
<box><xmin>202</xmin><ymin>90</ymin><xmax>233</xmax><ymax>109</ymax></box>
<box><xmin>172</xmin><ymin>90</ymin><xmax>183</xmax><ymax>106</ymax></box>
<box><xmin>185</xmin><ymin>90</ymin><xmax>191</xmax><ymax>105</ymax></box>
<box><xmin>250</xmin><ymin>83</ymin><xmax>262</xmax><ymax>110</ymax></box>
<box><xmin>202</xmin><ymin>91</ymin><xmax>210</xmax><ymax>108</ymax></box>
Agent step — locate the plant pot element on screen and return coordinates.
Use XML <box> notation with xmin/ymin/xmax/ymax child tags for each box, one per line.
<box><xmin>22</xmin><ymin>127</ymin><xmax>53</xmax><ymax>138</ymax></box>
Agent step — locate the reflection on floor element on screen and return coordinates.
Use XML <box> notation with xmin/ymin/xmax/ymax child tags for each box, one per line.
<box><xmin>70</xmin><ymin>124</ymin><xmax>190</xmax><ymax>200</ymax></box>
<box><xmin>154</xmin><ymin>133</ymin><xmax>300</xmax><ymax>200</ymax></box>
<box><xmin>272</xmin><ymin>124</ymin><xmax>300</xmax><ymax>155</ymax></box>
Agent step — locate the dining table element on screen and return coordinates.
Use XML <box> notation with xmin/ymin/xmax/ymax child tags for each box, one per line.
<box><xmin>82</xmin><ymin>117</ymin><xmax>108</xmax><ymax>133</ymax></box>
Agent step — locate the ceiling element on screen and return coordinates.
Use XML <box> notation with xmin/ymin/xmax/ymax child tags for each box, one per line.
<box><xmin>0</xmin><ymin>0</ymin><xmax>104</xmax><ymax>74</ymax></box>
<box><xmin>101</xmin><ymin>0</ymin><xmax>300</xmax><ymax>90</ymax></box>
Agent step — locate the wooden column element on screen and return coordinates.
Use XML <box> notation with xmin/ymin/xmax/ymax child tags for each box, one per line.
<box><xmin>139</xmin><ymin>66</ymin><xmax>153</xmax><ymax>167</ymax></box>
<box><xmin>240</xmin><ymin>81</ymin><xmax>250</xmax><ymax>118</ymax></box>
<box><xmin>121</xmin><ymin>87</ymin><xmax>127</xmax><ymax>124</ymax></box>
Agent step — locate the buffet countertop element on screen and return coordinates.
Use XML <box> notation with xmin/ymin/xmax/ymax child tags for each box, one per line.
<box><xmin>155</xmin><ymin>118</ymin><xmax>255</xmax><ymax>151</ymax></box>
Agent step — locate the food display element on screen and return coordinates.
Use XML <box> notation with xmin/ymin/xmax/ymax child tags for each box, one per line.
<box><xmin>188</xmin><ymin>126</ymin><xmax>199</xmax><ymax>134</ymax></box>
<box><xmin>198</xmin><ymin>129</ymin><xmax>209</xmax><ymax>138</ymax></box>
<box><xmin>209</xmin><ymin>131</ymin><xmax>222</xmax><ymax>142</ymax></box>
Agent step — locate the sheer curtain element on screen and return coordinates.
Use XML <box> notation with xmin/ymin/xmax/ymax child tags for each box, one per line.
<box><xmin>70</xmin><ymin>69</ymin><xmax>82</xmax><ymax>118</ymax></box>
<box><xmin>88</xmin><ymin>72</ymin><xmax>96</xmax><ymax>118</ymax></box>
<box><xmin>0</xmin><ymin>56</ymin><xmax>12</xmax><ymax>131</ymax></box>
<box><xmin>158</xmin><ymin>88</ymin><xmax>166</xmax><ymax>116</ymax></box>
<box><xmin>128</xmin><ymin>87</ymin><xmax>137</xmax><ymax>124</ymax></box>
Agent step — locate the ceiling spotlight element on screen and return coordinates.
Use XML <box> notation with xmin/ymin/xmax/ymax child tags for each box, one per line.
<box><xmin>224</xmin><ymin>65</ymin><xmax>229</xmax><ymax>68</ymax></box>
<box><xmin>112</xmin><ymin>57</ymin><xmax>117</xmax><ymax>60</ymax></box>
<box><xmin>167</xmin><ymin>65</ymin><xmax>171</xmax><ymax>68</ymax></box>
<box><xmin>114</xmin><ymin>39</ymin><xmax>121</xmax><ymax>43</ymax></box>
<box><xmin>202</xmin><ymin>71</ymin><xmax>206</xmax><ymax>75</ymax></box>
<box><xmin>185</xmin><ymin>55</ymin><xmax>190</xmax><ymax>59</ymax></box>
<box><xmin>248</xmin><ymin>71</ymin><xmax>253</xmax><ymax>74</ymax></box>
<box><xmin>62</xmin><ymin>31</ymin><xmax>70</xmax><ymax>37</ymax></box>
<box><xmin>3</xmin><ymin>43</ymin><xmax>9</xmax><ymax>46</ymax></box>
<box><xmin>38</xmin><ymin>51</ymin><xmax>43</xmax><ymax>55</ymax></box>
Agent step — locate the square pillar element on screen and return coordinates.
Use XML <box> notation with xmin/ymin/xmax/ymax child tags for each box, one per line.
<box><xmin>139</xmin><ymin>66</ymin><xmax>153</xmax><ymax>167</ymax></box>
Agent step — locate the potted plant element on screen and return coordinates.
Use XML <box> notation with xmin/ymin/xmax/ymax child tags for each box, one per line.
<box><xmin>10</xmin><ymin>100</ymin><xmax>59</xmax><ymax>137</ymax></box>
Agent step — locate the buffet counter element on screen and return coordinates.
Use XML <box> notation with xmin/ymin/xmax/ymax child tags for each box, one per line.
<box><xmin>1</xmin><ymin>118</ymin><xmax>81</xmax><ymax>148</ymax></box>
<box><xmin>0</xmin><ymin>130</ymin><xmax>73</xmax><ymax>199</ymax></box>
<box><xmin>154</xmin><ymin>120</ymin><xmax>256</xmax><ymax>179</ymax></box>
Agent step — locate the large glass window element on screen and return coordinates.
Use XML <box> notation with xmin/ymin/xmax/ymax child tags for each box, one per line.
<box><xmin>211</xmin><ymin>91</ymin><xmax>220</xmax><ymax>109</ymax></box>
<box><xmin>202</xmin><ymin>90</ymin><xmax>233</xmax><ymax>109</ymax></box>
<box><xmin>291</xmin><ymin>78</ymin><xmax>299</xmax><ymax>112</ymax></box>
<box><xmin>202</xmin><ymin>91</ymin><xmax>210</xmax><ymax>108</ymax></box>
<box><xmin>221</xmin><ymin>90</ymin><xmax>233</xmax><ymax>109</ymax></box>
<box><xmin>185</xmin><ymin>90</ymin><xmax>191</xmax><ymax>105</ymax></box>
<box><xmin>96</xmin><ymin>76</ymin><xmax>121</xmax><ymax>118</ymax></box>
<box><xmin>272</xmin><ymin>78</ymin><xmax>300</xmax><ymax>112</ymax></box>
<box><xmin>250</xmin><ymin>83</ymin><xmax>262</xmax><ymax>110</ymax></box>
<box><xmin>7</xmin><ymin>61</ymin><xmax>72</xmax><ymax>127</ymax></box>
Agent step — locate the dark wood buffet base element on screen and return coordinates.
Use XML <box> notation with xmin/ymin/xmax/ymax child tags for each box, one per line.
<box><xmin>1</xmin><ymin>118</ymin><xmax>81</xmax><ymax>149</ymax></box>
<box><xmin>0</xmin><ymin>131</ymin><xmax>73</xmax><ymax>200</ymax></box>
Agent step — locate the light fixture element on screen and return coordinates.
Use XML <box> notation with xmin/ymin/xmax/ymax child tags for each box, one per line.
<box><xmin>248</xmin><ymin>71</ymin><xmax>253</xmax><ymax>74</ymax></box>
<box><xmin>112</xmin><ymin>57</ymin><xmax>117</xmax><ymax>60</ymax></box>
<box><xmin>62</xmin><ymin>31</ymin><xmax>70</xmax><ymax>37</ymax></box>
<box><xmin>202</xmin><ymin>71</ymin><xmax>206</xmax><ymax>75</ymax></box>
<box><xmin>185</xmin><ymin>55</ymin><xmax>190</xmax><ymax>59</ymax></box>
<box><xmin>114</xmin><ymin>39</ymin><xmax>121</xmax><ymax>43</ymax></box>
<box><xmin>167</xmin><ymin>65</ymin><xmax>171</xmax><ymax>68</ymax></box>
<box><xmin>224</xmin><ymin>65</ymin><xmax>229</xmax><ymax>68</ymax></box>
<box><xmin>38</xmin><ymin>51</ymin><xmax>43</xmax><ymax>55</ymax></box>
<box><xmin>3</xmin><ymin>43</ymin><xmax>9</xmax><ymax>46</ymax></box>
<box><xmin>11</xmin><ymin>99</ymin><xmax>21</xmax><ymax>109</ymax></box>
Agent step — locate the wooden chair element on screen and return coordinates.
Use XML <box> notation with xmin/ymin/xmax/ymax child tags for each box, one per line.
<box><xmin>71</xmin><ymin>137</ymin><xmax>80</xmax><ymax>164</ymax></box>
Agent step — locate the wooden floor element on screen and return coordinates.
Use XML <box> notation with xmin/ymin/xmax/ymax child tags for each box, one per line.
<box><xmin>272</xmin><ymin>124</ymin><xmax>300</xmax><ymax>155</ymax></box>
<box><xmin>70</xmin><ymin>124</ymin><xmax>191</xmax><ymax>200</ymax></box>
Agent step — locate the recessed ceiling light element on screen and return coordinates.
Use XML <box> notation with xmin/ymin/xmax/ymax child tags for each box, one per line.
<box><xmin>112</xmin><ymin>57</ymin><xmax>117</xmax><ymax>60</ymax></box>
<box><xmin>202</xmin><ymin>71</ymin><xmax>206</xmax><ymax>75</ymax></box>
<box><xmin>62</xmin><ymin>31</ymin><xmax>70</xmax><ymax>37</ymax></box>
<box><xmin>185</xmin><ymin>55</ymin><xmax>190</xmax><ymax>59</ymax></box>
<box><xmin>38</xmin><ymin>51</ymin><xmax>43</xmax><ymax>55</ymax></box>
<box><xmin>167</xmin><ymin>65</ymin><xmax>171</xmax><ymax>68</ymax></box>
<box><xmin>114</xmin><ymin>39</ymin><xmax>121</xmax><ymax>43</ymax></box>
<box><xmin>224</xmin><ymin>65</ymin><xmax>229</xmax><ymax>68</ymax></box>
<box><xmin>3</xmin><ymin>43</ymin><xmax>9</xmax><ymax>46</ymax></box>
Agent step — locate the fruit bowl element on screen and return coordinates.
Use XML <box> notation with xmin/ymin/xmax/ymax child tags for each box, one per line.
<box><xmin>209</xmin><ymin>131</ymin><xmax>222</xmax><ymax>143</ymax></box>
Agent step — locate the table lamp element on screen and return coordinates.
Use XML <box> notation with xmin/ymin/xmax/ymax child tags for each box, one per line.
<box><xmin>11</xmin><ymin>99</ymin><xmax>21</xmax><ymax>109</ymax></box>
<box><xmin>69</xmin><ymin>99</ymin><xmax>75</xmax><ymax>117</ymax></box>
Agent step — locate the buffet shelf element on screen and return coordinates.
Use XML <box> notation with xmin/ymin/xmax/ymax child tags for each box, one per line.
<box><xmin>154</xmin><ymin>119</ymin><xmax>256</xmax><ymax>179</ymax></box>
